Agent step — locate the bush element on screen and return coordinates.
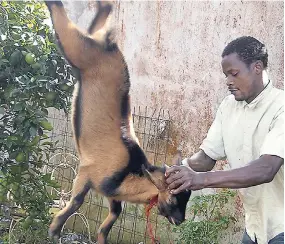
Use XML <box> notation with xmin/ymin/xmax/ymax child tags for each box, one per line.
<box><xmin>173</xmin><ymin>189</ymin><xmax>237</xmax><ymax>244</ymax></box>
<box><xmin>0</xmin><ymin>0</ymin><xmax>75</xmax><ymax>240</ymax></box>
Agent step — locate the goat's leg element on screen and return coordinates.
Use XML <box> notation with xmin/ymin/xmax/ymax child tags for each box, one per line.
<box><xmin>97</xmin><ymin>199</ymin><xmax>122</xmax><ymax>244</ymax></box>
<box><xmin>49</xmin><ymin>173</ymin><xmax>91</xmax><ymax>241</ymax></box>
<box><xmin>88</xmin><ymin>1</ymin><xmax>112</xmax><ymax>36</ymax></box>
<box><xmin>45</xmin><ymin>1</ymin><xmax>114</xmax><ymax>69</ymax></box>
<box><xmin>44</xmin><ymin>1</ymin><xmax>93</xmax><ymax>69</ymax></box>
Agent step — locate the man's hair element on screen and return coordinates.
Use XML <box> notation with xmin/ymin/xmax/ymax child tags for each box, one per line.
<box><xmin>222</xmin><ymin>36</ymin><xmax>268</xmax><ymax>69</ymax></box>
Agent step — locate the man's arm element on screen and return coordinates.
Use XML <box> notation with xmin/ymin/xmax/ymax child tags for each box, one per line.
<box><xmin>166</xmin><ymin>154</ymin><xmax>283</xmax><ymax>193</ymax></box>
<box><xmin>182</xmin><ymin>150</ymin><xmax>216</xmax><ymax>172</ymax></box>
<box><xmin>202</xmin><ymin>154</ymin><xmax>283</xmax><ymax>189</ymax></box>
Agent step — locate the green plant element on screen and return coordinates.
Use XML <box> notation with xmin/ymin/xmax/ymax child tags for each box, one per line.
<box><xmin>9</xmin><ymin>220</ymin><xmax>52</xmax><ymax>244</ymax></box>
<box><xmin>0</xmin><ymin>0</ymin><xmax>75</xmax><ymax>241</ymax></box>
<box><xmin>173</xmin><ymin>189</ymin><xmax>237</xmax><ymax>244</ymax></box>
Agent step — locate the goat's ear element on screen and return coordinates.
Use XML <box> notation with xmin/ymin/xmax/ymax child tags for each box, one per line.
<box><xmin>142</xmin><ymin>165</ymin><xmax>166</xmax><ymax>192</ymax></box>
<box><xmin>173</xmin><ymin>150</ymin><xmax>182</xmax><ymax>166</ymax></box>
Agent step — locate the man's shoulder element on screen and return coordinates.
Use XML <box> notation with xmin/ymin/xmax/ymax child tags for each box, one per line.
<box><xmin>269</xmin><ymin>87</ymin><xmax>284</xmax><ymax>114</ymax></box>
<box><xmin>271</xmin><ymin>87</ymin><xmax>284</xmax><ymax>104</ymax></box>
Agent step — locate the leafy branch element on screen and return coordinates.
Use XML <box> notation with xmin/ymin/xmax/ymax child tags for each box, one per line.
<box><xmin>0</xmin><ymin>0</ymin><xmax>75</xmax><ymax>241</ymax></box>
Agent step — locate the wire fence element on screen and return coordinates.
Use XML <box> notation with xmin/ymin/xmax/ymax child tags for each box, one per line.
<box><xmin>46</xmin><ymin>106</ymin><xmax>176</xmax><ymax>244</ymax></box>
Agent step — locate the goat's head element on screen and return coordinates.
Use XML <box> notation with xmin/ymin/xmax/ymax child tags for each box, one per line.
<box><xmin>142</xmin><ymin>153</ymin><xmax>191</xmax><ymax>225</ymax></box>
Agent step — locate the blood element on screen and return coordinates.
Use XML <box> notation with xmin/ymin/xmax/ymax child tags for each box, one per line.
<box><xmin>145</xmin><ymin>195</ymin><xmax>159</xmax><ymax>244</ymax></box>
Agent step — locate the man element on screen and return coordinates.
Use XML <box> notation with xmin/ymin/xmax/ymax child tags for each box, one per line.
<box><xmin>165</xmin><ymin>36</ymin><xmax>284</xmax><ymax>244</ymax></box>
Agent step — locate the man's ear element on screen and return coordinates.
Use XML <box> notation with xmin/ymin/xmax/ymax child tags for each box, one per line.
<box><xmin>142</xmin><ymin>165</ymin><xmax>167</xmax><ymax>191</ymax></box>
<box><xmin>254</xmin><ymin>60</ymin><xmax>263</xmax><ymax>75</ymax></box>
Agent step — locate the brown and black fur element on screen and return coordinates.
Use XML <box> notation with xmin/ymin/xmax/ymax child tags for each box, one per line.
<box><xmin>44</xmin><ymin>1</ymin><xmax>191</xmax><ymax>243</ymax></box>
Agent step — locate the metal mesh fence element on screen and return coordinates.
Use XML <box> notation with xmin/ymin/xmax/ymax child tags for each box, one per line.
<box><xmin>46</xmin><ymin>107</ymin><xmax>175</xmax><ymax>244</ymax></box>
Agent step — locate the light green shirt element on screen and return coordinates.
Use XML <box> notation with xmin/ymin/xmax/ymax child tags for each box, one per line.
<box><xmin>200</xmin><ymin>80</ymin><xmax>284</xmax><ymax>244</ymax></box>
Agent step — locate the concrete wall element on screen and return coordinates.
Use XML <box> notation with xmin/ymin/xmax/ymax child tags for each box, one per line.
<box><xmin>62</xmin><ymin>0</ymin><xmax>284</xmax><ymax>157</ymax></box>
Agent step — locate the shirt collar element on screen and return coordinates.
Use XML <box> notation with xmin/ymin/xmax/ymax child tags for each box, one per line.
<box><xmin>242</xmin><ymin>78</ymin><xmax>273</xmax><ymax>109</ymax></box>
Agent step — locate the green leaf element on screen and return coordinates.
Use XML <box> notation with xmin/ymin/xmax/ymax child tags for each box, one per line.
<box><xmin>41</xmin><ymin>108</ymin><xmax>48</xmax><ymax>115</ymax></box>
<box><xmin>42</xmin><ymin>173</ymin><xmax>51</xmax><ymax>182</ymax></box>
<box><xmin>7</xmin><ymin>136</ymin><xmax>18</xmax><ymax>141</ymax></box>
<box><xmin>14</xmin><ymin>103</ymin><xmax>23</xmax><ymax>111</ymax></box>
<box><xmin>15</xmin><ymin>152</ymin><xmax>26</xmax><ymax>163</ymax></box>
<box><xmin>39</xmin><ymin>120</ymin><xmax>53</xmax><ymax>131</ymax></box>
<box><xmin>11</xmin><ymin>164</ymin><xmax>21</xmax><ymax>174</ymax></box>
<box><xmin>49</xmin><ymin>181</ymin><xmax>61</xmax><ymax>189</ymax></box>
<box><xmin>30</xmin><ymin>135</ymin><xmax>40</xmax><ymax>146</ymax></box>
<box><xmin>9</xmin><ymin>151</ymin><xmax>18</xmax><ymax>159</ymax></box>
<box><xmin>9</xmin><ymin>50</ymin><xmax>22</xmax><ymax>66</ymax></box>
<box><xmin>41</xmin><ymin>141</ymin><xmax>53</xmax><ymax>146</ymax></box>
<box><xmin>29</xmin><ymin>126</ymin><xmax>37</xmax><ymax>137</ymax></box>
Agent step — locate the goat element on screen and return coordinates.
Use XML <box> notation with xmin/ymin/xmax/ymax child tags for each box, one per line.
<box><xmin>44</xmin><ymin>1</ymin><xmax>191</xmax><ymax>243</ymax></box>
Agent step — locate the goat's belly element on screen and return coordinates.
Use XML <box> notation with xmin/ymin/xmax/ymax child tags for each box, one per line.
<box><xmin>74</xmin><ymin>139</ymin><xmax>131</xmax><ymax>191</ymax></box>
<box><xmin>76</xmin><ymin>130</ymin><xmax>130</xmax><ymax>165</ymax></box>
<box><xmin>71</xmin><ymin>79</ymin><xmax>123</xmax><ymax>145</ymax></box>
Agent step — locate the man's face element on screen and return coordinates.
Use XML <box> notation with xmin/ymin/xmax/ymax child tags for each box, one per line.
<box><xmin>221</xmin><ymin>53</ymin><xmax>262</xmax><ymax>103</ymax></box>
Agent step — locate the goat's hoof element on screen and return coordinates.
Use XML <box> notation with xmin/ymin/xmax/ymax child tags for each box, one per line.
<box><xmin>48</xmin><ymin>225</ymin><xmax>61</xmax><ymax>243</ymax></box>
<box><xmin>96</xmin><ymin>236</ymin><xmax>108</xmax><ymax>244</ymax></box>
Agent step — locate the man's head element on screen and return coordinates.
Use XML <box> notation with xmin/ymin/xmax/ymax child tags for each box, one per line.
<box><xmin>221</xmin><ymin>36</ymin><xmax>268</xmax><ymax>103</ymax></box>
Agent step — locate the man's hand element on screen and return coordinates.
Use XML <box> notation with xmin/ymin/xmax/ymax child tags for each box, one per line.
<box><xmin>165</xmin><ymin>165</ymin><xmax>206</xmax><ymax>194</ymax></box>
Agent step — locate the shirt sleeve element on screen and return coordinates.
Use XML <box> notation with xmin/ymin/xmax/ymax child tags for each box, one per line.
<box><xmin>199</xmin><ymin>101</ymin><xmax>226</xmax><ymax>161</ymax></box>
<box><xmin>260</xmin><ymin>107</ymin><xmax>284</xmax><ymax>159</ymax></box>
